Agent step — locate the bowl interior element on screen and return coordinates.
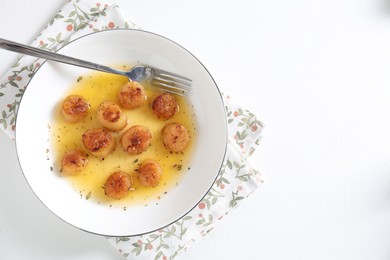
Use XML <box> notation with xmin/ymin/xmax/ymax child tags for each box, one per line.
<box><xmin>15</xmin><ymin>29</ymin><xmax>227</xmax><ymax>236</ymax></box>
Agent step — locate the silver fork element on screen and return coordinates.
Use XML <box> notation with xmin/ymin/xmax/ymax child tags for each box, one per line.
<box><xmin>0</xmin><ymin>38</ymin><xmax>192</xmax><ymax>96</ymax></box>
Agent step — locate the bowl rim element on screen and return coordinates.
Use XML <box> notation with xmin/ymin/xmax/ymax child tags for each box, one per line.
<box><xmin>15</xmin><ymin>28</ymin><xmax>228</xmax><ymax>237</ymax></box>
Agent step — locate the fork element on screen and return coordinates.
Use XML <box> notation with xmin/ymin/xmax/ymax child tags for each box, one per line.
<box><xmin>0</xmin><ymin>38</ymin><xmax>192</xmax><ymax>96</ymax></box>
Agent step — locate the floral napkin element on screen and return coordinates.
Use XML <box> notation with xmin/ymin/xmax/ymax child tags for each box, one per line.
<box><xmin>0</xmin><ymin>0</ymin><xmax>264</xmax><ymax>259</ymax></box>
<box><xmin>0</xmin><ymin>0</ymin><xmax>138</xmax><ymax>138</ymax></box>
<box><xmin>109</xmin><ymin>94</ymin><xmax>264</xmax><ymax>259</ymax></box>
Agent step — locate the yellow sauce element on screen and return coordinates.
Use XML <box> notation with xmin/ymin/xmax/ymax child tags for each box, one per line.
<box><xmin>49</xmin><ymin>68</ymin><xmax>196</xmax><ymax>207</ymax></box>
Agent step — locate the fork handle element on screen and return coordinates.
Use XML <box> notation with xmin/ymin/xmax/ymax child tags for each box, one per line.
<box><xmin>0</xmin><ymin>38</ymin><xmax>127</xmax><ymax>77</ymax></box>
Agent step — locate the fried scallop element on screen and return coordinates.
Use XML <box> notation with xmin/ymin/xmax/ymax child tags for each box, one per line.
<box><xmin>61</xmin><ymin>149</ymin><xmax>88</xmax><ymax>175</ymax></box>
<box><xmin>61</xmin><ymin>95</ymin><xmax>89</xmax><ymax>123</ymax></box>
<box><xmin>118</xmin><ymin>81</ymin><xmax>147</xmax><ymax>109</ymax></box>
<box><xmin>82</xmin><ymin>128</ymin><xmax>115</xmax><ymax>158</ymax></box>
<box><xmin>104</xmin><ymin>171</ymin><xmax>132</xmax><ymax>199</ymax></box>
<box><xmin>96</xmin><ymin>100</ymin><xmax>127</xmax><ymax>131</ymax></box>
<box><xmin>151</xmin><ymin>92</ymin><xmax>178</xmax><ymax>120</ymax></box>
<box><xmin>138</xmin><ymin>159</ymin><xmax>162</xmax><ymax>187</ymax></box>
<box><xmin>120</xmin><ymin>125</ymin><xmax>152</xmax><ymax>155</ymax></box>
<box><xmin>163</xmin><ymin>123</ymin><xmax>190</xmax><ymax>152</ymax></box>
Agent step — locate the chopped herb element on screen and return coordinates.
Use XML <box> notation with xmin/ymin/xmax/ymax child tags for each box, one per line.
<box><xmin>173</xmin><ymin>164</ymin><xmax>183</xmax><ymax>171</ymax></box>
<box><xmin>77</xmin><ymin>76</ymin><xmax>83</xmax><ymax>82</ymax></box>
<box><xmin>86</xmin><ymin>192</ymin><xmax>91</xmax><ymax>200</ymax></box>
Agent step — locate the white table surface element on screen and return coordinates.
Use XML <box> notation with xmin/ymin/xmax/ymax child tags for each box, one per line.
<box><xmin>2</xmin><ymin>0</ymin><xmax>390</xmax><ymax>259</ymax></box>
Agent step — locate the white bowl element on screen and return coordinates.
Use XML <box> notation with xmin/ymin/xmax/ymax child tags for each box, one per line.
<box><xmin>16</xmin><ymin>29</ymin><xmax>227</xmax><ymax>236</ymax></box>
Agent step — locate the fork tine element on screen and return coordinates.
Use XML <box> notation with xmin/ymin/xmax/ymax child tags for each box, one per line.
<box><xmin>153</xmin><ymin>75</ymin><xmax>192</xmax><ymax>91</ymax></box>
<box><xmin>151</xmin><ymin>80</ymin><xmax>190</xmax><ymax>96</ymax></box>
<box><xmin>154</xmin><ymin>68</ymin><xmax>192</xmax><ymax>85</ymax></box>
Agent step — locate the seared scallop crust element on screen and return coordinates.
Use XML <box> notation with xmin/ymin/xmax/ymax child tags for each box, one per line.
<box><xmin>82</xmin><ymin>128</ymin><xmax>116</xmax><ymax>158</ymax></box>
<box><xmin>121</xmin><ymin>125</ymin><xmax>152</xmax><ymax>155</ymax></box>
<box><xmin>151</xmin><ymin>92</ymin><xmax>178</xmax><ymax>120</ymax></box>
<box><xmin>163</xmin><ymin>123</ymin><xmax>190</xmax><ymax>152</ymax></box>
<box><xmin>118</xmin><ymin>81</ymin><xmax>147</xmax><ymax>109</ymax></box>
<box><xmin>138</xmin><ymin>159</ymin><xmax>162</xmax><ymax>187</ymax></box>
<box><xmin>96</xmin><ymin>100</ymin><xmax>127</xmax><ymax>131</ymax></box>
<box><xmin>104</xmin><ymin>171</ymin><xmax>132</xmax><ymax>199</ymax></box>
<box><xmin>61</xmin><ymin>149</ymin><xmax>88</xmax><ymax>175</ymax></box>
<box><xmin>61</xmin><ymin>95</ymin><xmax>89</xmax><ymax>123</ymax></box>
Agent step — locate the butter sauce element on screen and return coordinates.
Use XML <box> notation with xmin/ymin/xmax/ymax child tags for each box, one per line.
<box><xmin>50</xmin><ymin>68</ymin><xmax>196</xmax><ymax>207</ymax></box>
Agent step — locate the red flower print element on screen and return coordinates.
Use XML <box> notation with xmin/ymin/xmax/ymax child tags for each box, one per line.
<box><xmin>39</xmin><ymin>40</ymin><xmax>44</xmax><ymax>46</ymax></box>
<box><xmin>233</xmin><ymin>111</ymin><xmax>239</xmax><ymax>117</ymax></box>
<box><xmin>7</xmin><ymin>104</ymin><xmax>11</xmax><ymax>108</ymax></box>
<box><xmin>237</xmin><ymin>186</ymin><xmax>243</xmax><ymax>191</ymax></box>
<box><xmin>16</xmin><ymin>76</ymin><xmax>22</xmax><ymax>81</ymax></box>
<box><xmin>7</xmin><ymin>76</ymin><xmax>14</xmax><ymax>81</ymax></box>
<box><xmin>251</xmin><ymin>124</ymin><xmax>258</xmax><ymax>132</ymax></box>
<box><xmin>146</xmin><ymin>244</ymin><xmax>153</xmax><ymax>250</ymax></box>
<box><xmin>12</xmin><ymin>125</ymin><xmax>16</xmax><ymax>131</ymax></box>
<box><xmin>66</xmin><ymin>24</ymin><xmax>73</xmax><ymax>31</ymax></box>
<box><xmin>35</xmin><ymin>63</ymin><xmax>40</xmax><ymax>67</ymax></box>
<box><xmin>198</xmin><ymin>202</ymin><xmax>205</xmax><ymax>209</ymax></box>
<box><xmin>198</xmin><ymin>213</ymin><xmax>203</xmax><ymax>218</ymax></box>
<box><xmin>96</xmin><ymin>2</ymin><xmax>101</xmax><ymax>7</ymax></box>
<box><xmin>108</xmin><ymin>22</ymin><xmax>115</xmax><ymax>29</ymax></box>
<box><xmin>137</xmin><ymin>239</ymin><xmax>142</xmax><ymax>246</ymax></box>
<box><xmin>163</xmin><ymin>256</ymin><xmax>167</xmax><ymax>260</ymax></box>
<box><xmin>220</xmin><ymin>183</ymin><xmax>225</xmax><ymax>189</ymax></box>
<box><xmin>89</xmin><ymin>24</ymin><xmax>93</xmax><ymax>28</ymax></box>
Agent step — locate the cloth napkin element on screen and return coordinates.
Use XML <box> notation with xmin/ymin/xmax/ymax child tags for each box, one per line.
<box><xmin>0</xmin><ymin>0</ymin><xmax>264</xmax><ymax>259</ymax></box>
